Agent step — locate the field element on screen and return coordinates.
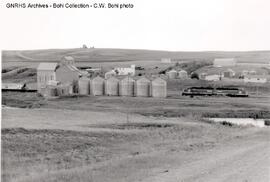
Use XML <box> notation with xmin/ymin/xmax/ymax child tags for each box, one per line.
<box><xmin>2</xmin><ymin>48</ymin><xmax>270</xmax><ymax>181</ymax></box>
<box><xmin>2</xmin><ymin>107</ymin><xmax>270</xmax><ymax>182</ymax></box>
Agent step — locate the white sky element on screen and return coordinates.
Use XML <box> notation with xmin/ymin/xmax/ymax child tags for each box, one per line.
<box><xmin>0</xmin><ymin>0</ymin><xmax>270</xmax><ymax>51</ymax></box>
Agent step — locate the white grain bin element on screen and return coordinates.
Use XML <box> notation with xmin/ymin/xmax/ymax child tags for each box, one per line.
<box><xmin>44</xmin><ymin>86</ymin><xmax>57</xmax><ymax>98</ymax></box>
<box><xmin>105</xmin><ymin>77</ymin><xmax>119</xmax><ymax>96</ymax></box>
<box><xmin>105</xmin><ymin>70</ymin><xmax>116</xmax><ymax>79</ymax></box>
<box><xmin>151</xmin><ymin>77</ymin><xmax>167</xmax><ymax>98</ymax></box>
<box><xmin>78</xmin><ymin>77</ymin><xmax>90</xmax><ymax>95</ymax></box>
<box><xmin>119</xmin><ymin>76</ymin><xmax>135</xmax><ymax>96</ymax></box>
<box><xmin>178</xmin><ymin>70</ymin><xmax>188</xmax><ymax>79</ymax></box>
<box><xmin>167</xmin><ymin>69</ymin><xmax>178</xmax><ymax>79</ymax></box>
<box><xmin>135</xmin><ymin>77</ymin><xmax>150</xmax><ymax>97</ymax></box>
<box><xmin>91</xmin><ymin>76</ymin><xmax>105</xmax><ymax>96</ymax></box>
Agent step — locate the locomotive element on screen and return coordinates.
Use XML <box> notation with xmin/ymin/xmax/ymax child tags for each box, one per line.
<box><xmin>182</xmin><ymin>87</ymin><xmax>249</xmax><ymax>97</ymax></box>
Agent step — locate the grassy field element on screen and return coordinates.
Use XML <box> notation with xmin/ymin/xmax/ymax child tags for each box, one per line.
<box><xmin>2</xmin><ymin>107</ymin><xmax>269</xmax><ymax>182</ymax></box>
<box><xmin>2</xmin><ymin>48</ymin><xmax>270</xmax><ymax>69</ymax></box>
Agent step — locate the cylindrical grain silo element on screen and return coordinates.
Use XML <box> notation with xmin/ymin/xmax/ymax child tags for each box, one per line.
<box><xmin>105</xmin><ymin>77</ymin><xmax>119</xmax><ymax>96</ymax></box>
<box><xmin>105</xmin><ymin>70</ymin><xmax>116</xmax><ymax>79</ymax></box>
<box><xmin>151</xmin><ymin>77</ymin><xmax>167</xmax><ymax>98</ymax></box>
<box><xmin>178</xmin><ymin>70</ymin><xmax>188</xmax><ymax>79</ymax></box>
<box><xmin>135</xmin><ymin>77</ymin><xmax>150</xmax><ymax>97</ymax></box>
<box><xmin>167</xmin><ymin>69</ymin><xmax>178</xmax><ymax>79</ymax></box>
<box><xmin>78</xmin><ymin>77</ymin><xmax>90</xmax><ymax>95</ymax></box>
<box><xmin>119</xmin><ymin>76</ymin><xmax>135</xmax><ymax>96</ymax></box>
<box><xmin>91</xmin><ymin>76</ymin><xmax>105</xmax><ymax>96</ymax></box>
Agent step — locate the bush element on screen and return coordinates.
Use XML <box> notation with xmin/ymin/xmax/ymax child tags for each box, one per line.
<box><xmin>264</xmin><ymin>120</ymin><xmax>270</xmax><ymax>126</ymax></box>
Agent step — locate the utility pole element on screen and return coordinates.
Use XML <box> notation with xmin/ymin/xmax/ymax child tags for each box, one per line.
<box><xmin>126</xmin><ymin>73</ymin><xmax>130</xmax><ymax>123</ymax></box>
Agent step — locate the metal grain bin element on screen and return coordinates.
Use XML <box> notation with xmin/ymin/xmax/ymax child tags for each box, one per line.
<box><xmin>105</xmin><ymin>77</ymin><xmax>119</xmax><ymax>96</ymax></box>
<box><xmin>78</xmin><ymin>77</ymin><xmax>90</xmax><ymax>95</ymax></box>
<box><xmin>167</xmin><ymin>69</ymin><xmax>177</xmax><ymax>79</ymax></box>
<box><xmin>119</xmin><ymin>76</ymin><xmax>135</xmax><ymax>96</ymax></box>
<box><xmin>151</xmin><ymin>77</ymin><xmax>167</xmax><ymax>98</ymax></box>
<box><xmin>135</xmin><ymin>77</ymin><xmax>150</xmax><ymax>97</ymax></box>
<box><xmin>91</xmin><ymin>76</ymin><xmax>105</xmax><ymax>96</ymax></box>
<box><xmin>105</xmin><ymin>70</ymin><xmax>116</xmax><ymax>79</ymax></box>
<box><xmin>178</xmin><ymin>70</ymin><xmax>188</xmax><ymax>79</ymax></box>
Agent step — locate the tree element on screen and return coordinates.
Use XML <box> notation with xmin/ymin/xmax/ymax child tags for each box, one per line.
<box><xmin>191</xmin><ymin>72</ymin><xmax>199</xmax><ymax>79</ymax></box>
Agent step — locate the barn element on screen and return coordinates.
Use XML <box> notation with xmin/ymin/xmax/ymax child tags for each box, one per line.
<box><xmin>37</xmin><ymin>56</ymin><xmax>86</xmax><ymax>94</ymax></box>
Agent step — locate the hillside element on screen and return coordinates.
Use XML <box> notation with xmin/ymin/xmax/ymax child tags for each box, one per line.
<box><xmin>2</xmin><ymin>48</ymin><xmax>270</xmax><ymax>64</ymax></box>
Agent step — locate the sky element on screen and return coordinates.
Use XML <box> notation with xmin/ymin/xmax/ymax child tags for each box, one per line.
<box><xmin>0</xmin><ymin>0</ymin><xmax>270</xmax><ymax>51</ymax></box>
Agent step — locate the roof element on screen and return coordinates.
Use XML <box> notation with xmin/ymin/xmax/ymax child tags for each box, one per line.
<box><xmin>37</xmin><ymin>63</ymin><xmax>58</xmax><ymax>71</ymax></box>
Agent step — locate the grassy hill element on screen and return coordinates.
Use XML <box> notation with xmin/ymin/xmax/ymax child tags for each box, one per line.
<box><xmin>2</xmin><ymin>48</ymin><xmax>270</xmax><ymax>63</ymax></box>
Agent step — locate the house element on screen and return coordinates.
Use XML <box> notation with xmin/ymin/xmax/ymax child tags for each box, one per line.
<box><xmin>213</xmin><ymin>58</ymin><xmax>236</xmax><ymax>67</ymax></box>
<box><xmin>114</xmin><ymin>65</ymin><xmax>135</xmax><ymax>76</ymax></box>
<box><xmin>244</xmin><ymin>75</ymin><xmax>267</xmax><ymax>83</ymax></box>
<box><xmin>37</xmin><ymin>56</ymin><xmax>86</xmax><ymax>93</ymax></box>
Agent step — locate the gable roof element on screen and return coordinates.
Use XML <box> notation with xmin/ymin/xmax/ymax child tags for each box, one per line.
<box><xmin>37</xmin><ymin>63</ymin><xmax>58</xmax><ymax>71</ymax></box>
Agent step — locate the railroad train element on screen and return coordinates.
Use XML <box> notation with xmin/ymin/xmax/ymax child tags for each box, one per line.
<box><xmin>182</xmin><ymin>87</ymin><xmax>249</xmax><ymax>97</ymax></box>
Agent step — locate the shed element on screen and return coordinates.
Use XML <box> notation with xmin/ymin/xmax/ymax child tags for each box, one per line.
<box><xmin>119</xmin><ymin>76</ymin><xmax>135</xmax><ymax>96</ymax></box>
<box><xmin>105</xmin><ymin>77</ymin><xmax>119</xmax><ymax>96</ymax></box>
<box><xmin>91</xmin><ymin>76</ymin><xmax>105</xmax><ymax>96</ymax></box>
<box><xmin>151</xmin><ymin>77</ymin><xmax>167</xmax><ymax>98</ymax></box>
<box><xmin>135</xmin><ymin>77</ymin><xmax>151</xmax><ymax>97</ymax></box>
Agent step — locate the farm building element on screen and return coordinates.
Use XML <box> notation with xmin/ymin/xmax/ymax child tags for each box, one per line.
<box><xmin>105</xmin><ymin>77</ymin><xmax>119</xmax><ymax>96</ymax></box>
<box><xmin>213</xmin><ymin>58</ymin><xmax>236</xmax><ymax>67</ymax></box>
<box><xmin>151</xmin><ymin>77</ymin><xmax>167</xmax><ymax>98</ymax></box>
<box><xmin>114</xmin><ymin>65</ymin><xmax>135</xmax><ymax>76</ymax></box>
<box><xmin>119</xmin><ymin>77</ymin><xmax>135</xmax><ymax>96</ymax></box>
<box><xmin>204</xmin><ymin>74</ymin><xmax>221</xmax><ymax>81</ymax></box>
<box><xmin>244</xmin><ymin>75</ymin><xmax>267</xmax><ymax>83</ymax></box>
<box><xmin>37</xmin><ymin>56</ymin><xmax>86</xmax><ymax>94</ymax></box>
<box><xmin>91</xmin><ymin>76</ymin><xmax>105</xmax><ymax>96</ymax></box>
<box><xmin>166</xmin><ymin>69</ymin><xmax>178</xmax><ymax>79</ymax></box>
<box><xmin>178</xmin><ymin>70</ymin><xmax>188</xmax><ymax>79</ymax></box>
<box><xmin>135</xmin><ymin>77</ymin><xmax>151</xmax><ymax>97</ymax></box>
<box><xmin>223</xmin><ymin>69</ymin><xmax>235</xmax><ymax>78</ymax></box>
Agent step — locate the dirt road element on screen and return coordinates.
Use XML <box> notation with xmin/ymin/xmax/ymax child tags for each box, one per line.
<box><xmin>139</xmin><ymin>132</ymin><xmax>270</xmax><ymax>182</ymax></box>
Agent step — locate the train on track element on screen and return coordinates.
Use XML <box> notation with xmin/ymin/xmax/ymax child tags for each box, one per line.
<box><xmin>182</xmin><ymin>87</ymin><xmax>249</xmax><ymax>97</ymax></box>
